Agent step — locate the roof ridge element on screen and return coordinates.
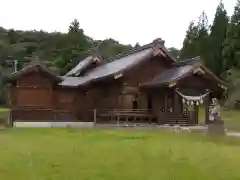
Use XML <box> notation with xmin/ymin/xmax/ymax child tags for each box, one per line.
<box><xmin>173</xmin><ymin>56</ymin><xmax>201</xmax><ymax>66</ymax></box>
<box><xmin>102</xmin><ymin>38</ymin><xmax>165</xmax><ymax>63</ymax></box>
<box><xmin>18</xmin><ymin>58</ymin><xmax>60</xmax><ymax>77</ymax></box>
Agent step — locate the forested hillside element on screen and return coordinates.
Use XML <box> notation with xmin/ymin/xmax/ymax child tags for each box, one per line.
<box><xmin>0</xmin><ymin>19</ymin><xmax>135</xmax><ymax>76</ymax></box>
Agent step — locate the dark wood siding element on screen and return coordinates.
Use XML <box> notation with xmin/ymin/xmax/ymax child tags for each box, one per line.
<box><xmin>17</xmin><ymin>88</ymin><xmax>52</xmax><ymax>107</ymax></box>
<box><xmin>11</xmin><ymin>71</ymin><xmax>55</xmax><ymax>121</ymax></box>
<box><xmin>123</xmin><ymin>56</ymin><xmax>170</xmax><ymax>85</ymax></box>
<box><xmin>18</xmin><ymin>71</ymin><xmax>52</xmax><ymax>88</ymax></box>
<box><xmin>121</xmin><ymin>56</ymin><xmax>170</xmax><ymax>109</ymax></box>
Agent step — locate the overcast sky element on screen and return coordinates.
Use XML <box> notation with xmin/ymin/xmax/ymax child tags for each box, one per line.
<box><xmin>0</xmin><ymin>0</ymin><xmax>236</xmax><ymax>49</ymax></box>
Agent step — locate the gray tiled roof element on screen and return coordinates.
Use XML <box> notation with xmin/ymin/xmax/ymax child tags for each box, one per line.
<box><xmin>60</xmin><ymin>48</ymin><xmax>153</xmax><ymax>87</ymax></box>
<box><xmin>60</xmin><ymin>38</ymin><xmax>176</xmax><ymax>87</ymax></box>
<box><xmin>141</xmin><ymin>65</ymin><xmax>195</xmax><ymax>87</ymax></box>
<box><xmin>65</xmin><ymin>56</ymin><xmax>93</xmax><ymax>76</ymax></box>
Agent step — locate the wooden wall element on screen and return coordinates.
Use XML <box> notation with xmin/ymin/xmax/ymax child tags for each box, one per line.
<box><xmin>83</xmin><ymin>56</ymin><xmax>171</xmax><ymax>112</ymax></box>
<box><xmin>12</xmin><ymin>71</ymin><xmax>53</xmax><ymax>108</ymax></box>
<box><xmin>178</xmin><ymin>74</ymin><xmax>223</xmax><ymax>97</ymax></box>
<box><xmin>53</xmin><ymin>88</ymin><xmax>76</xmax><ymax>111</ymax></box>
<box><xmin>18</xmin><ymin>72</ymin><xmax>52</xmax><ymax>88</ymax></box>
<box><xmin>11</xmin><ymin>69</ymin><xmax>79</xmax><ymax>122</ymax></box>
<box><xmin>120</xmin><ymin>56</ymin><xmax>170</xmax><ymax>109</ymax></box>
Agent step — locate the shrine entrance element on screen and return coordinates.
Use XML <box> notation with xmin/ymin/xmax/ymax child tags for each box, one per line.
<box><xmin>175</xmin><ymin>88</ymin><xmax>211</xmax><ymax>125</ymax></box>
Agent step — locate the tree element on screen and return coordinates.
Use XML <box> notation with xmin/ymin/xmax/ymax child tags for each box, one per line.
<box><xmin>96</xmin><ymin>39</ymin><xmax>132</xmax><ymax>60</ymax></box>
<box><xmin>196</xmin><ymin>11</ymin><xmax>210</xmax><ymax>61</ymax></box>
<box><xmin>51</xmin><ymin>19</ymin><xmax>91</xmax><ymax>74</ymax></box>
<box><xmin>207</xmin><ymin>1</ymin><xmax>229</xmax><ymax>75</ymax></box>
<box><xmin>68</xmin><ymin>19</ymin><xmax>83</xmax><ymax>34</ymax></box>
<box><xmin>222</xmin><ymin>0</ymin><xmax>240</xmax><ymax>71</ymax></box>
<box><xmin>222</xmin><ymin>68</ymin><xmax>240</xmax><ymax>108</ymax></box>
<box><xmin>134</xmin><ymin>43</ymin><xmax>140</xmax><ymax>48</ymax></box>
<box><xmin>168</xmin><ymin>47</ymin><xmax>180</xmax><ymax>59</ymax></box>
<box><xmin>180</xmin><ymin>21</ymin><xmax>199</xmax><ymax>59</ymax></box>
<box><xmin>231</xmin><ymin>0</ymin><xmax>240</xmax><ymax>23</ymax></box>
<box><xmin>180</xmin><ymin>11</ymin><xmax>210</xmax><ymax>61</ymax></box>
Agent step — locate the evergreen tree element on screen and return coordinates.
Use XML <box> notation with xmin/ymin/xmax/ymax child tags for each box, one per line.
<box><xmin>196</xmin><ymin>11</ymin><xmax>210</xmax><ymax>62</ymax></box>
<box><xmin>231</xmin><ymin>0</ymin><xmax>240</xmax><ymax>23</ymax></box>
<box><xmin>52</xmin><ymin>19</ymin><xmax>91</xmax><ymax>74</ymax></box>
<box><xmin>222</xmin><ymin>0</ymin><xmax>240</xmax><ymax>71</ymax></box>
<box><xmin>68</xmin><ymin>19</ymin><xmax>83</xmax><ymax>34</ymax></box>
<box><xmin>180</xmin><ymin>11</ymin><xmax>210</xmax><ymax>60</ymax></box>
<box><xmin>180</xmin><ymin>21</ymin><xmax>199</xmax><ymax>59</ymax></box>
<box><xmin>207</xmin><ymin>1</ymin><xmax>229</xmax><ymax>75</ymax></box>
<box><xmin>221</xmin><ymin>0</ymin><xmax>240</xmax><ymax>108</ymax></box>
<box><xmin>168</xmin><ymin>47</ymin><xmax>180</xmax><ymax>59</ymax></box>
<box><xmin>134</xmin><ymin>43</ymin><xmax>140</xmax><ymax>48</ymax></box>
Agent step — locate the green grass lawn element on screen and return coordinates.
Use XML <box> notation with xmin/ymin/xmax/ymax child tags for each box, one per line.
<box><xmin>0</xmin><ymin>129</ymin><xmax>240</xmax><ymax>180</ymax></box>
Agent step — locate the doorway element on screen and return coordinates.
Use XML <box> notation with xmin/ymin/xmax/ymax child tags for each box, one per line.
<box><xmin>147</xmin><ymin>95</ymin><xmax>152</xmax><ymax>110</ymax></box>
<box><xmin>132</xmin><ymin>94</ymin><xmax>138</xmax><ymax>109</ymax></box>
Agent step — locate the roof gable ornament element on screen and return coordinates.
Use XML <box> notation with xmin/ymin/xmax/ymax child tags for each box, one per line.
<box><xmin>193</xmin><ymin>67</ymin><xmax>205</xmax><ymax>74</ymax></box>
<box><xmin>152</xmin><ymin>38</ymin><xmax>167</xmax><ymax>57</ymax></box>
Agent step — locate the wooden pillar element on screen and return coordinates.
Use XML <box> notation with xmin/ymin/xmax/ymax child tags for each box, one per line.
<box><xmin>93</xmin><ymin>109</ymin><xmax>97</xmax><ymax>126</ymax></box>
<box><xmin>50</xmin><ymin>87</ymin><xmax>55</xmax><ymax>120</ymax></box>
<box><xmin>195</xmin><ymin>104</ymin><xmax>199</xmax><ymax>124</ymax></box>
<box><xmin>164</xmin><ymin>91</ymin><xmax>168</xmax><ymax>124</ymax></box>
<box><xmin>189</xmin><ymin>106</ymin><xmax>195</xmax><ymax>125</ymax></box>
<box><xmin>7</xmin><ymin>110</ymin><xmax>13</xmax><ymax>127</ymax></box>
<box><xmin>174</xmin><ymin>91</ymin><xmax>179</xmax><ymax>124</ymax></box>
<box><xmin>156</xmin><ymin>93</ymin><xmax>162</xmax><ymax>125</ymax></box>
<box><xmin>205</xmin><ymin>92</ymin><xmax>210</xmax><ymax>125</ymax></box>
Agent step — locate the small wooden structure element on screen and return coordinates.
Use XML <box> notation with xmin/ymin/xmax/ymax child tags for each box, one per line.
<box><xmin>7</xmin><ymin>38</ymin><xmax>228</xmax><ymax>127</ymax></box>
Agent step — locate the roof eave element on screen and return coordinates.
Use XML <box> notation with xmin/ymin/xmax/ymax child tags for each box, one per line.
<box><xmin>9</xmin><ymin>65</ymin><xmax>62</xmax><ymax>82</ymax></box>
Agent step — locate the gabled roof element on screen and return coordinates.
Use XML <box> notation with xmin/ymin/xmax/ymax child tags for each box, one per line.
<box><xmin>60</xmin><ymin>38</ymin><xmax>173</xmax><ymax>87</ymax></box>
<box><xmin>141</xmin><ymin>65</ymin><xmax>195</xmax><ymax>87</ymax></box>
<box><xmin>65</xmin><ymin>56</ymin><xmax>102</xmax><ymax>77</ymax></box>
<box><xmin>10</xmin><ymin>59</ymin><xmax>62</xmax><ymax>82</ymax></box>
<box><xmin>141</xmin><ymin>57</ymin><xmax>228</xmax><ymax>88</ymax></box>
<box><xmin>60</xmin><ymin>48</ymin><xmax>153</xmax><ymax>87</ymax></box>
<box><xmin>101</xmin><ymin>38</ymin><xmax>174</xmax><ymax>63</ymax></box>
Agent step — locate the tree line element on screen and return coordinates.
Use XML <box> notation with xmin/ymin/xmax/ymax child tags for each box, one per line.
<box><xmin>0</xmin><ymin>19</ymin><xmax>134</xmax><ymax>76</ymax></box>
<box><xmin>180</xmin><ymin>0</ymin><xmax>240</xmax><ymax>108</ymax></box>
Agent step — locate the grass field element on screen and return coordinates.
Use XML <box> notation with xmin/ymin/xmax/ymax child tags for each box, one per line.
<box><xmin>0</xmin><ymin>108</ymin><xmax>10</xmax><ymax>126</ymax></box>
<box><xmin>0</xmin><ymin>129</ymin><xmax>240</xmax><ymax>180</ymax></box>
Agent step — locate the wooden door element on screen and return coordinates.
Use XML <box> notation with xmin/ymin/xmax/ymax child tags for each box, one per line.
<box><xmin>119</xmin><ymin>94</ymin><xmax>134</xmax><ymax>109</ymax></box>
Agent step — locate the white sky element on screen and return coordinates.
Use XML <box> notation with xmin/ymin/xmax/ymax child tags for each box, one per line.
<box><xmin>0</xmin><ymin>0</ymin><xmax>236</xmax><ymax>49</ymax></box>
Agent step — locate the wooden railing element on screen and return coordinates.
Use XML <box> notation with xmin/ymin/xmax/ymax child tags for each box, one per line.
<box><xmin>98</xmin><ymin>109</ymin><xmax>193</xmax><ymax>125</ymax></box>
<box><xmin>98</xmin><ymin>109</ymin><xmax>154</xmax><ymax>124</ymax></box>
<box><xmin>167</xmin><ymin>116</ymin><xmax>189</xmax><ymax>125</ymax></box>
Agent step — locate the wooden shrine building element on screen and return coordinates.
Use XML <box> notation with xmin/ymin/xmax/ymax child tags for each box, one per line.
<box><xmin>7</xmin><ymin>38</ymin><xmax>228</xmax><ymax>127</ymax></box>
